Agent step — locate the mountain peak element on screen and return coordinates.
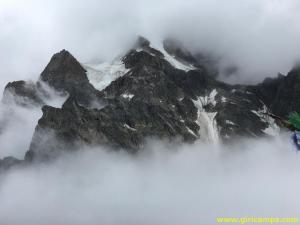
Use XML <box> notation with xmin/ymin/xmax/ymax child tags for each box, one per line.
<box><xmin>134</xmin><ymin>36</ymin><xmax>151</xmax><ymax>48</ymax></box>
<box><xmin>39</xmin><ymin>50</ymin><xmax>101</xmax><ymax>105</ymax></box>
<box><xmin>40</xmin><ymin>50</ymin><xmax>86</xmax><ymax>82</ymax></box>
<box><xmin>4</xmin><ymin>37</ymin><xmax>300</xmax><ymax>163</ymax></box>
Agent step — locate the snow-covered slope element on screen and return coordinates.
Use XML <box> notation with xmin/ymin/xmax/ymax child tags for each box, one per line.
<box><xmin>251</xmin><ymin>105</ymin><xmax>280</xmax><ymax>136</ymax></box>
<box><xmin>83</xmin><ymin>60</ymin><xmax>129</xmax><ymax>91</ymax></box>
<box><xmin>159</xmin><ymin>47</ymin><xmax>195</xmax><ymax>72</ymax></box>
<box><xmin>193</xmin><ymin>89</ymin><xmax>220</xmax><ymax>143</ymax></box>
<box><xmin>83</xmin><ymin>40</ymin><xmax>195</xmax><ymax>92</ymax></box>
<box><xmin>150</xmin><ymin>42</ymin><xmax>196</xmax><ymax>72</ymax></box>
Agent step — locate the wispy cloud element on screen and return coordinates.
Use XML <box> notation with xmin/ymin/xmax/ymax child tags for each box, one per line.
<box><xmin>0</xmin><ymin>0</ymin><xmax>300</xmax><ymax>88</ymax></box>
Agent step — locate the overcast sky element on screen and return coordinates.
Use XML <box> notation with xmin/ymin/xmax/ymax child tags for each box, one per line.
<box><xmin>0</xmin><ymin>0</ymin><xmax>300</xmax><ymax>90</ymax></box>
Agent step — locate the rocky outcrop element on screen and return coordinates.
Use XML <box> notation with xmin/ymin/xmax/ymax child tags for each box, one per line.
<box><xmin>2</xmin><ymin>50</ymin><xmax>102</xmax><ymax>108</ymax></box>
<box><xmin>250</xmin><ymin>66</ymin><xmax>300</xmax><ymax>117</ymax></box>
<box><xmin>269</xmin><ymin>67</ymin><xmax>300</xmax><ymax>116</ymax></box>
<box><xmin>250</xmin><ymin>74</ymin><xmax>285</xmax><ymax>108</ymax></box>
<box><xmin>40</xmin><ymin>50</ymin><xmax>102</xmax><ymax>105</ymax></box>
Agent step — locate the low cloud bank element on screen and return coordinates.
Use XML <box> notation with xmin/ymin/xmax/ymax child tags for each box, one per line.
<box><xmin>0</xmin><ymin>135</ymin><xmax>299</xmax><ymax>225</ymax></box>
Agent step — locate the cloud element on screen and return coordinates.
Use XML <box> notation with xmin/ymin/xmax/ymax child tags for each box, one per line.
<box><xmin>0</xmin><ymin>0</ymin><xmax>300</xmax><ymax>89</ymax></box>
<box><xmin>0</xmin><ymin>104</ymin><xmax>41</xmax><ymax>158</ymax></box>
<box><xmin>0</xmin><ymin>136</ymin><xmax>299</xmax><ymax>225</ymax></box>
<box><xmin>0</xmin><ymin>82</ymin><xmax>67</xmax><ymax>159</ymax></box>
<box><xmin>0</xmin><ymin>2</ymin><xmax>300</xmax><ymax>223</ymax></box>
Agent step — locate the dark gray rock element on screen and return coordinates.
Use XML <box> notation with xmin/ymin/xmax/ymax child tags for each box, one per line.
<box><xmin>250</xmin><ymin>73</ymin><xmax>285</xmax><ymax>108</ymax></box>
<box><xmin>26</xmin><ymin>94</ymin><xmax>198</xmax><ymax>161</ymax></box>
<box><xmin>270</xmin><ymin>67</ymin><xmax>300</xmax><ymax>117</ymax></box>
<box><xmin>251</xmin><ymin>66</ymin><xmax>300</xmax><ymax>118</ymax></box>
<box><xmin>2</xmin><ymin>50</ymin><xmax>103</xmax><ymax>109</ymax></box>
<box><xmin>40</xmin><ymin>49</ymin><xmax>102</xmax><ymax>106</ymax></box>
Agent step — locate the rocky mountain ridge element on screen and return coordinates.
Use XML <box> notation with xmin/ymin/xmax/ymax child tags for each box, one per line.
<box><xmin>1</xmin><ymin>37</ymin><xmax>300</xmax><ymax>166</ymax></box>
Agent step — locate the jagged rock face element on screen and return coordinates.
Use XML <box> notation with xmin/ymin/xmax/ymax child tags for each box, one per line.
<box><xmin>251</xmin><ymin>67</ymin><xmax>300</xmax><ymax>117</ymax></box>
<box><xmin>25</xmin><ymin>94</ymin><xmax>198</xmax><ymax>161</ymax></box>
<box><xmin>40</xmin><ymin>50</ymin><xmax>102</xmax><ymax>105</ymax></box>
<box><xmin>270</xmin><ymin>67</ymin><xmax>300</xmax><ymax>116</ymax></box>
<box><xmin>3</xmin><ymin>37</ymin><xmax>300</xmax><ymax>162</ymax></box>
<box><xmin>214</xmin><ymin>87</ymin><xmax>268</xmax><ymax>139</ymax></box>
<box><xmin>2</xmin><ymin>50</ymin><xmax>103</xmax><ymax>108</ymax></box>
<box><xmin>251</xmin><ymin>74</ymin><xmax>285</xmax><ymax>108</ymax></box>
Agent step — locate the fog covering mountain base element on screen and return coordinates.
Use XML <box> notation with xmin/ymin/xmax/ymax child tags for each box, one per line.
<box><xmin>0</xmin><ymin>136</ymin><xmax>300</xmax><ymax>225</ymax></box>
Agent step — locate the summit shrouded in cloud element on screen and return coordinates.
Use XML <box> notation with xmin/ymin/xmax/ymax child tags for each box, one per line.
<box><xmin>1</xmin><ymin>0</ymin><xmax>300</xmax><ymax>89</ymax></box>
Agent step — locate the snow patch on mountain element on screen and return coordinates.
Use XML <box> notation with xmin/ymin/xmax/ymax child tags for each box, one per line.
<box><xmin>124</xmin><ymin>124</ymin><xmax>137</xmax><ymax>131</ymax></box>
<box><xmin>162</xmin><ymin>50</ymin><xmax>195</xmax><ymax>71</ymax></box>
<box><xmin>150</xmin><ymin>43</ymin><xmax>195</xmax><ymax>72</ymax></box>
<box><xmin>193</xmin><ymin>89</ymin><xmax>220</xmax><ymax>143</ymax></box>
<box><xmin>221</xmin><ymin>96</ymin><xmax>227</xmax><ymax>103</ymax></box>
<box><xmin>186</xmin><ymin>126</ymin><xmax>198</xmax><ymax>137</ymax></box>
<box><xmin>122</xmin><ymin>93</ymin><xmax>134</xmax><ymax>99</ymax></box>
<box><xmin>263</xmin><ymin>122</ymin><xmax>280</xmax><ymax>136</ymax></box>
<box><xmin>196</xmin><ymin>89</ymin><xmax>218</xmax><ymax>107</ymax></box>
<box><xmin>196</xmin><ymin>111</ymin><xmax>219</xmax><ymax>143</ymax></box>
<box><xmin>251</xmin><ymin>105</ymin><xmax>280</xmax><ymax>136</ymax></box>
<box><xmin>83</xmin><ymin>60</ymin><xmax>129</xmax><ymax>91</ymax></box>
<box><xmin>226</xmin><ymin>120</ymin><xmax>236</xmax><ymax>126</ymax></box>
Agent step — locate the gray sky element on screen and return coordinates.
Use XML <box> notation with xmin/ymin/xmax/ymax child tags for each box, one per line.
<box><xmin>0</xmin><ymin>0</ymin><xmax>300</xmax><ymax>88</ymax></box>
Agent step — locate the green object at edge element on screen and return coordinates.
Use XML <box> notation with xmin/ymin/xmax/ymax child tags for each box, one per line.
<box><xmin>288</xmin><ymin>112</ymin><xmax>300</xmax><ymax>131</ymax></box>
